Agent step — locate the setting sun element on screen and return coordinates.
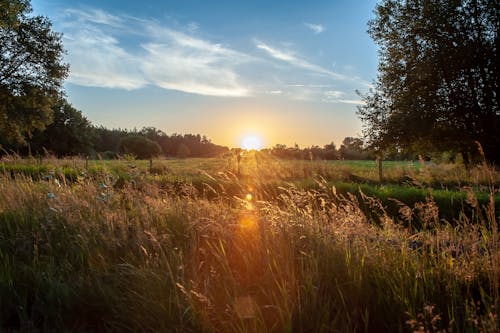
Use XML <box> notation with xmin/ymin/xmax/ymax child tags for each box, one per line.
<box><xmin>240</xmin><ymin>135</ymin><xmax>263</xmax><ymax>150</ymax></box>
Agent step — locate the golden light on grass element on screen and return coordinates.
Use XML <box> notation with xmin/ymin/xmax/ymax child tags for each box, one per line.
<box><xmin>240</xmin><ymin>135</ymin><xmax>263</xmax><ymax>150</ymax></box>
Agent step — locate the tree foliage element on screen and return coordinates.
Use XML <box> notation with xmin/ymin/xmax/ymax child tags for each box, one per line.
<box><xmin>358</xmin><ymin>0</ymin><xmax>499</xmax><ymax>165</ymax></box>
<box><xmin>118</xmin><ymin>135</ymin><xmax>162</xmax><ymax>159</ymax></box>
<box><xmin>30</xmin><ymin>100</ymin><xmax>94</xmax><ymax>156</ymax></box>
<box><xmin>0</xmin><ymin>0</ymin><xmax>68</xmax><ymax>144</ymax></box>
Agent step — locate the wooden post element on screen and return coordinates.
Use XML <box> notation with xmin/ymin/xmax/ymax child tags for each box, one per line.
<box><xmin>377</xmin><ymin>157</ymin><xmax>383</xmax><ymax>183</ymax></box>
<box><xmin>237</xmin><ymin>153</ymin><xmax>241</xmax><ymax>176</ymax></box>
<box><xmin>149</xmin><ymin>158</ymin><xmax>153</xmax><ymax>173</ymax></box>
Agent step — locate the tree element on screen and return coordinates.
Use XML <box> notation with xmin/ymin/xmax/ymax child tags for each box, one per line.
<box><xmin>176</xmin><ymin>143</ymin><xmax>190</xmax><ymax>158</ymax></box>
<box><xmin>0</xmin><ymin>0</ymin><xmax>68</xmax><ymax>144</ymax></box>
<box><xmin>339</xmin><ymin>137</ymin><xmax>371</xmax><ymax>160</ymax></box>
<box><xmin>118</xmin><ymin>135</ymin><xmax>162</xmax><ymax>159</ymax></box>
<box><xmin>30</xmin><ymin>99</ymin><xmax>94</xmax><ymax>156</ymax></box>
<box><xmin>323</xmin><ymin>142</ymin><xmax>338</xmax><ymax>160</ymax></box>
<box><xmin>358</xmin><ymin>0</ymin><xmax>499</xmax><ymax>166</ymax></box>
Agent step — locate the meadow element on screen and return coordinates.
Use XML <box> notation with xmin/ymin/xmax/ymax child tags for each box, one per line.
<box><xmin>0</xmin><ymin>154</ymin><xmax>498</xmax><ymax>332</ymax></box>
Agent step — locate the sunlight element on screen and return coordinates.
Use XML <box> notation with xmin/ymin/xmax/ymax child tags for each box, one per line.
<box><xmin>241</xmin><ymin>135</ymin><xmax>263</xmax><ymax>150</ymax></box>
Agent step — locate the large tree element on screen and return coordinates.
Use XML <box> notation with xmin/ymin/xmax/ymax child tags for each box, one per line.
<box><xmin>0</xmin><ymin>0</ymin><xmax>68</xmax><ymax>144</ymax></box>
<box><xmin>358</xmin><ymin>0</ymin><xmax>499</xmax><ymax>165</ymax></box>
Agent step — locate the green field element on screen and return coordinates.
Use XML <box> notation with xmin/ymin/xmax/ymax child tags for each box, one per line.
<box><xmin>0</xmin><ymin>155</ymin><xmax>499</xmax><ymax>332</ymax></box>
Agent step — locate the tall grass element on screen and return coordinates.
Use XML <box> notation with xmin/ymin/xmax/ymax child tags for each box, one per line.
<box><xmin>0</xmin><ymin>157</ymin><xmax>498</xmax><ymax>332</ymax></box>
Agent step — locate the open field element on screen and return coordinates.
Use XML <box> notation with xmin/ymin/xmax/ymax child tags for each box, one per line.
<box><xmin>2</xmin><ymin>154</ymin><xmax>499</xmax><ymax>222</ymax></box>
<box><xmin>0</xmin><ymin>155</ymin><xmax>499</xmax><ymax>332</ymax></box>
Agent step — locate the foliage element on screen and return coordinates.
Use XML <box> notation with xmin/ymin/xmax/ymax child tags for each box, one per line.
<box><xmin>0</xmin><ymin>0</ymin><xmax>68</xmax><ymax>144</ymax></box>
<box><xmin>27</xmin><ymin>99</ymin><xmax>94</xmax><ymax>156</ymax></box>
<box><xmin>338</xmin><ymin>136</ymin><xmax>374</xmax><ymax>160</ymax></box>
<box><xmin>359</xmin><ymin>0</ymin><xmax>499</xmax><ymax>165</ymax></box>
<box><xmin>176</xmin><ymin>143</ymin><xmax>190</xmax><ymax>158</ymax></box>
<box><xmin>118</xmin><ymin>135</ymin><xmax>162</xmax><ymax>159</ymax></box>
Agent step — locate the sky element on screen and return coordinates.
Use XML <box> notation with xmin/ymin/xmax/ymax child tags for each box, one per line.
<box><xmin>31</xmin><ymin>0</ymin><xmax>379</xmax><ymax>148</ymax></box>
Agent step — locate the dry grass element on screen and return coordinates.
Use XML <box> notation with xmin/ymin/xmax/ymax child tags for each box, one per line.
<box><xmin>0</xmin><ymin>156</ymin><xmax>498</xmax><ymax>332</ymax></box>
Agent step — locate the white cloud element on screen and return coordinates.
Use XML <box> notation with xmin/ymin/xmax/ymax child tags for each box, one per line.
<box><xmin>62</xmin><ymin>22</ymin><xmax>146</xmax><ymax>90</ymax></box>
<box><xmin>255</xmin><ymin>40</ymin><xmax>349</xmax><ymax>81</ymax></box>
<box><xmin>63</xmin><ymin>8</ymin><xmax>124</xmax><ymax>27</ymax></box>
<box><xmin>304</xmin><ymin>23</ymin><xmax>325</xmax><ymax>34</ymax></box>
<box><xmin>337</xmin><ymin>99</ymin><xmax>366</xmax><ymax>105</ymax></box>
<box><xmin>141</xmin><ymin>43</ymin><xmax>249</xmax><ymax>97</ymax></box>
<box><xmin>60</xmin><ymin>8</ymin><xmax>251</xmax><ymax>97</ymax></box>
<box><xmin>57</xmin><ymin>7</ymin><xmax>373</xmax><ymax>101</ymax></box>
<box><xmin>324</xmin><ymin>90</ymin><xmax>345</xmax><ymax>99</ymax></box>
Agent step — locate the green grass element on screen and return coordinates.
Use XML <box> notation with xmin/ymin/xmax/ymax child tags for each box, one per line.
<box><xmin>0</xmin><ymin>155</ymin><xmax>498</xmax><ymax>331</ymax></box>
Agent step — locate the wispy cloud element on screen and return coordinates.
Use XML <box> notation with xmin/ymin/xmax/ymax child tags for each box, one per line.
<box><xmin>62</xmin><ymin>23</ymin><xmax>146</xmax><ymax>90</ymax></box>
<box><xmin>141</xmin><ymin>42</ymin><xmax>249</xmax><ymax>97</ymax></box>
<box><xmin>63</xmin><ymin>8</ymin><xmax>124</xmax><ymax>27</ymax></box>
<box><xmin>61</xmin><ymin>8</ymin><xmax>251</xmax><ymax>97</ymax></box>
<box><xmin>322</xmin><ymin>90</ymin><xmax>365</xmax><ymax>104</ymax></box>
<box><xmin>337</xmin><ymin>99</ymin><xmax>366</xmax><ymax>105</ymax></box>
<box><xmin>57</xmin><ymin>7</ymin><xmax>371</xmax><ymax>101</ymax></box>
<box><xmin>324</xmin><ymin>90</ymin><xmax>345</xmax><ymax>99</ymax></box>
<box><xmin>304</xmin><ymin>22</ymin><xmax>325</xmax><ymax>34</ymax></box>
<box><xmin>255</xmin><ymin>40</ymin><xmax>352</xmax><ymax>82</ymax></box>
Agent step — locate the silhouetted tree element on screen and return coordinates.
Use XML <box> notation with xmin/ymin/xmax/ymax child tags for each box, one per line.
<box><xmin>30</xmin><ymin>99</ymin><xmax>94</xmax><ymax>156</ymax></box>
<box><xmin>358</xmin><ymin>0</ymin><xmax>499</xmax><ymax>165</ymax></box>
<box><xmin>118</xmin><ymin>135</ymin><xmax>161</xmax><ymax>159</ymax></box>
<box><xmin>0</xmin><ymin>0</ymin><xmax>68</xmax><ymax>144</ymax></box>
<box><xmin>339</xmin><ymin>137</ymin><xmax>372</xmax><ymax>160</ymax></box>
<box><xmin>323</xmin><ymin>142</ymin><xmax>338</xmax><ymax>160</ymax></box>
<box><xmin>176</xmin><ymin>143</ymin><xmax>190</xmax><ymax>158</ymax></box>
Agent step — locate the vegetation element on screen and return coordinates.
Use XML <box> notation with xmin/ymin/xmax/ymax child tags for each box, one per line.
<box><xmin>0</xmin><ymin>155</ymin><xmax>498</xmax><ymax>332</ymax></box>
<box><xmin>0</xmin><ymin>0</ymin><xmax>68</xmax><ymax>144</ymax></box>
<box><xmin>118</xmin><ymin>135</ymin><xmax>162</xmax><ymax>160</ymax></box>
<box><xmin>359</xmin><ymin>0</ymin><xmax>499</xmax><ymax>166</ymax></box>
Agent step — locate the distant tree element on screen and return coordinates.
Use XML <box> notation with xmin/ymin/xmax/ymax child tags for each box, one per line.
<box><xmin>30</xmin><ymin>99</ymin><xmax>94</xmax><ymax>156</ymax></box>
<box><xmin>118</xmin><ymin>135</ymin><xmax>161</xmax><ymax>159</ymax></box>
<box><xmin>176</xmin><ymin>143</ymin><xmax>190</xmax><ymax>158</ymax></box>
<box><xmin>358</xmin><ymin>0</ymin><xmax>499</xmax><ymax>166</ymax></box>
<box><xmin>92</xmin><ymin>127</ymin><xmax>129</xmax><ymax>153</ymax></box>
<box><xmin>139</xmin><ymin>126</ymin><xmax>166</xmax><ymax>141</ymax></box>
<box><xmin>323</xmin><ymin>142</ymin><xmax>338</xmax><ymax>160</ymax></box>
<box><xmin>339</xmin><ymin>137</ymin><xmax>371</xmax><ymax>160</ymax></box>
<box><xmin>0</xmin><ymin>0</ymin><xmax>68</xmax><ymax>144</ymax></box>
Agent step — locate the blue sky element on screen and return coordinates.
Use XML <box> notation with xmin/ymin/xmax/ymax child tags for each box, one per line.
<box><xmin>31</xmin><ymin>0</ymin><xmax>379</xmax><ymax>148</ymax></box>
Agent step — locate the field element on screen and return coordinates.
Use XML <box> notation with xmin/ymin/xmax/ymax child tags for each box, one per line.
<box><xmin>0</xmin><ymin>154</ymin><xmax>499</xmax><ymax>332</ymax></box>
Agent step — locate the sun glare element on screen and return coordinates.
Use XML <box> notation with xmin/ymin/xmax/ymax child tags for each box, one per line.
<box><xmin>241</xmin><ymin>135</ymin><xmax>263</xmax><ymax>150</ymax></box>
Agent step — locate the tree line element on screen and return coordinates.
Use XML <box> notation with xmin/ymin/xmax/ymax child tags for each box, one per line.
<box><xmin>0</xmin><ymin>98</ymin><xmax>398</xmax><ymax>161</ymax></box>
<box><xmin>260</xmin><ymin>136</ymin><xmax>418</xmax><ymax>161</ymax></box>
<box><xmin>0</xmin><ymin>99</ymin><xmax>230</xmax><ymax>159</ymax></box>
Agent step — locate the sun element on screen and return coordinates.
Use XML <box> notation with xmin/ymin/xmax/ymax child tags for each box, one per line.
<box><xmin>240</xmin><ymin>135</ymin><xmax>263</xmax><ymax>150</ymax></box>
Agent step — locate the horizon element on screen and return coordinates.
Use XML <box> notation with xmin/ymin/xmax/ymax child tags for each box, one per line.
<box><xmin>31</xmin><ymin>0</ymin><xmax>379</xmax><ymax>149</ymax></box>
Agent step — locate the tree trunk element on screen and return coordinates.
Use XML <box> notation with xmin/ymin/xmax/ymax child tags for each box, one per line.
<box><xmin>462</xmin><ymin>150</ymin><xmax>471</xmax><ymax>170</ymax></box>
